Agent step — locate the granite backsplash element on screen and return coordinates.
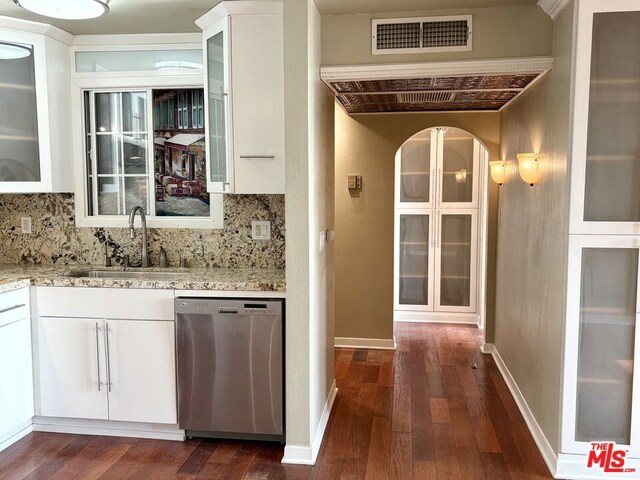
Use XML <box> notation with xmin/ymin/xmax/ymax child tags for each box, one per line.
<box><xmin>0</xmin><ymin>193</ymin><xmax>285</xmax><ymax>268</ymax></box>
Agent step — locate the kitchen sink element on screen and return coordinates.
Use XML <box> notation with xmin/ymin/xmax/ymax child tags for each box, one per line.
<box><xmin>66</xmin><ymin>270</ymin><xmax>187</xmax><ymax>281</ymax></box>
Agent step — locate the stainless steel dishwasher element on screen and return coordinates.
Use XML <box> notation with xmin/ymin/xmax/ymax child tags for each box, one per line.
<box><xmin>175</xmin><ymin>298</ymin><xmax>284</xmax><ymax>442</ymax></box>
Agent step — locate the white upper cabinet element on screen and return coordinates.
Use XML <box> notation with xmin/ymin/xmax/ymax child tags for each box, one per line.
<box><xmin>0</xmin><ymin>19</ymin><xmax>72</xmax><ymax>193</ymax></box>
<box><xmin>197</xmin><ymin>1</ymin><xmax>285</xmax><ymax>194</ymax></box>
<box><xmin>569</xmin><ymin>0</ymin><xmax>640</xmax><ymax>234</ymax></box>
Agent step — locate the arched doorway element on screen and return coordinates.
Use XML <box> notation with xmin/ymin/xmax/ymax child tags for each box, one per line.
<box><xmin>393</xmin><ymin>127</ymin><xmax>490</xmax><ymax>333</ymax></box>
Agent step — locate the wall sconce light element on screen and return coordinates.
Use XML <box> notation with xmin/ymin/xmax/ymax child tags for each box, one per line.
<box><xmin>455</xmin><ymin>169</ymin><xmax>467</xmax><ymax>184</ymax></box>
<box><xmin>516</xmin><ymin>153</ymin><xmax>542</xmax><ymax>186</ymax></box>
<box><xmin>489</xmin><ymin>161</ymin><xmax>507</xmax><ymax>186</ymax></box>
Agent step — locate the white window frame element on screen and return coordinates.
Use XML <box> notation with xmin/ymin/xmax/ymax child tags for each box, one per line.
<box><xmin>70</xmin><ymin>39</ymin><xmax>223</xmax><ymax>229</ymax></box>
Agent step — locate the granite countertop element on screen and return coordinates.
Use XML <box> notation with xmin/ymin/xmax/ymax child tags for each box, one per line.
<box><xmin>0</xmin><ymin>265</ymin><xmax>286</xmax><ymax>294</ymax></box>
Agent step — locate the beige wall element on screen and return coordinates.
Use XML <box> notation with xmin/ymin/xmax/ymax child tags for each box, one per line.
<box><xmin>494</xmin><ymin>2</ymin><xmax>574</xmax><ymax>453</ymax></box>
<box><xmin>335</xmin><ymin>109</ymin><xmax>500</xmax><ymax>341</ymax></box>
<box><xmin>283</xmin><ymin>0</ymin><xmax>335</xmax><ymax>457</ymax></box>
<box><xmin>322</xmin><ymin>4</ymin><xmax>553</xmax><ymax>65</ymax></box>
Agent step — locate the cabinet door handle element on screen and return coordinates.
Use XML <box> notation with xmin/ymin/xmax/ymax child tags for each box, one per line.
<box><xmin>0</xmin><ymin>304</ymin><xmax>25</xmax><ymax>315</ymax></box>
<box><xmin>239</xmin><ymin>155</ymin><xmax>275</xmax><ymax>160</ymax></box>
<box><xmin>105</xmin><ymin>323</ymin><xmax>112</xmax><ymax>393</ymax></box>
<box><xmin>95</xmin><ymin>322</ymin><xmax>101</xmax><ymax>392</ymax></box>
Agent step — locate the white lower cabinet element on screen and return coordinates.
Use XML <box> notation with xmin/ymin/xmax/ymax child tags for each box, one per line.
<box><xmin>106</xmin><ymin>320</ymin><xmax>176</xmax><ymax>424</ymax></box>
<box><xmin>36</xmin><ymin>317</ymin><xmax>108</xmax><ymax>420</ymax></box>
<box><xmin>36</xmin><ymin>316</ymin><xmax>176</xmax><ymax>425</ymax></box>
<box><xmin>0</xmin><ymin>317</ymin><xmax>34</xmax><ymax>444</ymax></box>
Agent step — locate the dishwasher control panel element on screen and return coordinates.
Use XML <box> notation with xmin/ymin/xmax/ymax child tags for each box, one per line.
<box><xmin>175</xmin><ymin>298</ymin><xmax>283</xmax><ymax>316</ymax></box>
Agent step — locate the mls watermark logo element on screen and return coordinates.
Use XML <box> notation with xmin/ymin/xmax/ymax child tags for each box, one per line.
<box><xmin>587</xmin><ymin>442</ymin><xmax>636</xmax><ymax>474</ymax></box>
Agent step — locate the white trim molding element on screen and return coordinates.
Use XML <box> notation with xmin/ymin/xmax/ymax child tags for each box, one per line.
<box><xmin>282</xmin><ymin>381</ymin><xmax>338</xmax><ymax>465</ymax></box>
<box><xmin>480</xmin><ymin>342</ymin><xmax>495</xmax><ymax>354</ymax></box>
<box><xmin>320</xmin><ymin>57</ymin><xmax>554</xmax><ymax>84</ymax></box>
<box><xmin>0</xmin><ymin>421</ymin><xmax>32</xmax><ymax>453</ymax></box>
<box><xmin>394</xmin><ymin>311</ymin><xmax>479</xmax><ymax>325</ymax></box>
<box><xmin>32</xmin><ymin>417</ymin><xmax>185</xmax><ymax>442</ymax></box>
<box><xmin>489</xmin><ymin>346</ymin><xmax>558</xmax><ymax>478</ymax></box>
<box><xmin>334</xmin><ymin>337</ymin><xmax>396</xmax><ymax>350</ymax></box>
<box><xmin>538</xmin><ymin>0</ymin><xmax>572</xmax><ymax>19</ymax></box>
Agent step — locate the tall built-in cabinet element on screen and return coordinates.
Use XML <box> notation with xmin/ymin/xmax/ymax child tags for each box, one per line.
<box><xmin>559</xmin><ymin>1</ymin><xmax>640</xmax><ymax>477</ymax></box>
<box><xmin>0</xmin><ymin>19</ymin><xmax>72</xmax><ymax>193</ymax></box>
<box><xmin>196</xmin><ymin>1</ymin><xmax>285</xmax><ymax>194</ymax></box>
<box><xmin>394</xmin><ymin>128</ymin><xmax>486</xmax><ymax>324</ymax></box>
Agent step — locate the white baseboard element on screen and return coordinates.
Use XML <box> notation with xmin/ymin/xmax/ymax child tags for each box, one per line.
<box><xmin>394</xmin><ymin>311</ymin><xmax>479</xmax><ymax>325</ymax></box>
<box><xmin>489</xmin><ymin>346</ymin><xmax>558</xmax><ymax>478</ymax></box>
<box><xmin>282</xmin><ymin>380</ymin><xmax>338</xmax><ymax>465</ymax></box>
<box><xmin>556</xmin><ymin>452</ymin><xmax>640</xmax><ymax>479</ymax></box>
<box><xmin>32</xmin><ymin>417</ymin><xmax>185</xmax><ymax>442</ymax></box>
<box><xmin>335</xmin><ymin>337</ymin><xmax>396</xmax><ymax>350</ymax></box>
<box><xmin>480</xmin><ymin>342</ymin><xmax>495</xmax><ymax>354</ymax></box>
<box><xmin>0</xmin><ymin>421</ymin><xmax>32</xmax><ymax>453</ymax></box>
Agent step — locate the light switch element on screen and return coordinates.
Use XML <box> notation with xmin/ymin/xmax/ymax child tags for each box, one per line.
<box><xmin>251</xmin><ymin>221</ymin><xmax>271</xmax><ymax>240</ymax></box>
<box><xmin>348</xmin><ymin>175</ymin><xmax>362</xmax><ymax>190</ymax></box>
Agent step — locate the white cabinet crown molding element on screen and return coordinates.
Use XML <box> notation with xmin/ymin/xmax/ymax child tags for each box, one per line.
<box><xmin>537</xmin><ymin>0</ymin><xmax>572</xmax><ymax>19</ymax></box>
<box><xmin>196</xmin><ymin>0</ymin><xmax>282</xmax><ymax>29</ymax></box>
<box><xmin>0</xmin><ymin>15</ymin><xmax>72</xmax><ymax>45</ymax></box>
<box><xmin>72</xmin><ymin>32</ymin><xmax>202</xmax><ymax>47</ymax></box>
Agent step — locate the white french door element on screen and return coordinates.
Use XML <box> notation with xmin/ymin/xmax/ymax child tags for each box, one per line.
<box><xmin>394</xmin><ymin>128</ymin><xmax>481</xmax><ymax>318</ymax></box>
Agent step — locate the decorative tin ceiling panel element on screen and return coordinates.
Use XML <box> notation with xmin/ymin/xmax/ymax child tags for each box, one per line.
<box><xmin>321</xmin><ymin>58</ymin><xmax>553</xmax><ymax>114</ymax></box>
<box><xmin>330</xmin><ymin>74</ymin><xmax>539</xmax><ymax>94</ymax></box>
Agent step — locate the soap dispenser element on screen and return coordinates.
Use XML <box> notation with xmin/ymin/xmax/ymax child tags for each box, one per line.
<box><xmin>159</xmin><ymin>247</ymin><xmax>167</xmax><ymax>268</ymax></box>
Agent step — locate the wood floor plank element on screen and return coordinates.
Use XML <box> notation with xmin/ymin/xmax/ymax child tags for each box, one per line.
<box><xmin>390</xmin><ymin>433</ymin><xmax>412</xmax><ymax>480</ymax></box>
<box><xmin>364</xmin><ymin>417</ymin><xmax>391</xmax><ymax>480</ymax></box>
<box><xmin>0</xmin><ymin>433</ymin><xmax>79</xmax><ymax>480</ymax></box>
<box><xmin>432</xmin><ymin>423</ymin><xmax>462</xmax><ymax>480</ymax></box>
<box><xmin>392</xmin><ymin>384</ymin><xmax>411</xmax><ymax>433</ymax></box>
<box><xmin>466</xmin><ymin>397</ymin><xmax>501</xmax><ymax>454</ymax></box>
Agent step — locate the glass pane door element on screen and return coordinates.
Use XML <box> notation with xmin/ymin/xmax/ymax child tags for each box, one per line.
<box><xmin>0</xmin><ymin>41</ymin><xmax>40</xmax><ymax>182</ymax></box>
<box><xmin>399</xmin><ymin>130</ymin><xmax>433</xmax><ymax>206</ymax></box>
<box><xmin>584</xmin><ymin>12</ymin><xmax>640</xmax><ymax>222</ymax></box>
<box><xmin>576</xmin><ymin>248</ymin><xmax>637</xmax><ymax>445</ymax></box>
<box><xmin>436</xmin><ymin>212</ymin><xmax>476</xmax><ymax>311</ymax></box>
<box><xmin>398</xmin><ymin>214</ymin><xmax>432</xmax><ymax>308</ymax></box>
<box><xmin>439</xmin><ymin>129</ymin><xmax>477</xmax><ymax>207</ymax></box>
<box><xmin>207</xmin><ymin>28</ymin><xmax>230</xmax><ymax>192</ymax></box>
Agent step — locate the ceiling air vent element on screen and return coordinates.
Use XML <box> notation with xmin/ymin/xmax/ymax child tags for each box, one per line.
<box><xmin>372</xmin><ymin>15</ymin><xmax>472</xmax><ymax>55</ymax></box>
<box><xmin>397</xmin><ymin>91</ymin><xmax>456</xmax><ymax>104</ymax></box>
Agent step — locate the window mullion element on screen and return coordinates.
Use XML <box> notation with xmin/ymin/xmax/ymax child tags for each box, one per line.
<box><xmin>90</xmin><ymin>92</ymin><xmax>100</xmax><ymax>218</ymax></box>
<box><xmin>147</xmin><ymin>88</ymin><xmax>156</xmax><ymax>217</ymax></box>
<box><xmin>119</xmin><ymin>93</ymin><xmax>126</xmax><ymax>216</ymax></box>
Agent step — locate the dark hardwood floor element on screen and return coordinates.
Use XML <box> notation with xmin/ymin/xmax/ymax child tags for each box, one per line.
<box><xmin>0</xmin><ymin>323</ymin><xmax>553</xmax><ymax>479</ymax></box>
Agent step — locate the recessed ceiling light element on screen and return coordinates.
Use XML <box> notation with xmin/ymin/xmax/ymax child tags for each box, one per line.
<box><xmin>0</xmin><ymin>42</ymin><xmax>32</xmax><ymax>60</ymax></box>
<box><xmin>13</xmin><ymin>0</ymin><xmax>109</xmax><ymax>20</ymax></box>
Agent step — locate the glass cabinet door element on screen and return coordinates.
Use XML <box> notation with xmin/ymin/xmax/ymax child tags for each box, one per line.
<box><xmin>396</xmin><ymin>213</ymin><xmax>434</xmax><ymax>310</ymax></box>
<box><xmin>571</xmin><ymin>4</ymin><xmax>640</xmax><ymax>234</ymax></box>
<box><xmin>205</xmin><ymin>20</ymin><xmax>232</xmax><ymax>193</ymax></box>
<box><xmin>0</xmin><ymin>41</ymin><xmax>40</xmax><ymax>182</ymax></box>
<box><xmin>437</xmin><ymin>128</ymin><xmax>478</xmax><ymax>208</ymax></box>
<box><xmin>435</xmin><ymin>211</ymin><xmax>477</xmax><ymax>312</ymax></box>
<box><xmin>563</xmin><ymin>235</ymin><xmax>640</xmax><ymax>457</ymax></box>
<box><xmin>576</xmin><ymin>247</ymin><xmax>637</xmax><ymax>446</ymax></box>
<box><xmin>397</xmin><ymin>130</ymin><xmax>434</xmax><ymax>208</ymax></box>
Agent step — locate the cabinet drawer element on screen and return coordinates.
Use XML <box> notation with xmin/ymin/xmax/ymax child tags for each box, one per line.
<box><xmin>0</xmin><ymin>288</ymin><xmax>30</xmax><ymax>328</ymax></box>
<box><xmin>35</xmin><ymin>287</ymin><xmax>174</xmax><ymax>321</ymax></box>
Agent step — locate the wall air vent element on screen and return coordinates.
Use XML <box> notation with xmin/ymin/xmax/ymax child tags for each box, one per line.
<box><xmin>372</xmin><ymin>15</ymin><xmax>472</xmax><ymax>55</ymax></box>
<box><xmin>397</xmin><ymin>91</ymin><xmax>456</xmax><ymax>104</ymax></box>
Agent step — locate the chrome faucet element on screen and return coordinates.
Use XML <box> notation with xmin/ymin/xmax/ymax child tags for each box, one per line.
<box><xmin>128</xmin><ymin>206</ymin><xmax>149</xmax><ymax>268</ymax></box>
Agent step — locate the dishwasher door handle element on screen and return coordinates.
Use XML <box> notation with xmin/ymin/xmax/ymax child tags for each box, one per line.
<box><xmin>218</xmin><ymin>307</ymin><xmax>239</xmax><ymax>314</ymax></box>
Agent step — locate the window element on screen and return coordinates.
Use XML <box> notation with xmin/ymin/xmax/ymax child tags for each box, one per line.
<box><xmin>84</xmin><ymin>88</ymin><xmax>212</xmax><ymax>221</ymax></box>
<box><xmin>192</xmin><ymin>90</ymin><xmax>204</xmax><ymax>129</ymax></box>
